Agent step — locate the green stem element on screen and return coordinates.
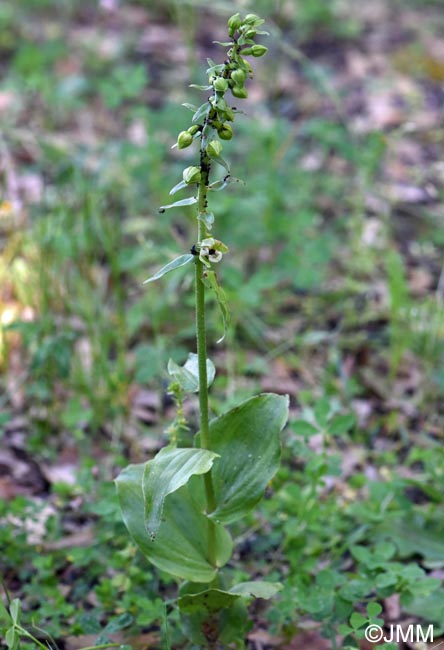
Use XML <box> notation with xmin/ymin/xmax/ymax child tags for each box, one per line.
<box><xmin>196</xmin><ymin>144</ymin><xmax>217</xmax><ymax>566</ymax></box>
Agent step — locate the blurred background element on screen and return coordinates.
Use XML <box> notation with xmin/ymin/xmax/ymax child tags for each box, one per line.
<box><xmin>1</xmin><ymin>0</ymin><xmax>444</xmax><ymax>648</ymax></box>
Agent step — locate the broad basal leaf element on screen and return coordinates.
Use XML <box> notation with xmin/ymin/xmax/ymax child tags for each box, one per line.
<box><xmin>179</xmin><ymin>585</ymin><xmax>249</xmax><ymax>646</ymax></box>
<box><xmin>206</xmin><ymin>393</ymin><xmax>289</xmax><ymax>524</ymax></box>
<box><xmin>178</xmin><ymin>581</ymin><xmax>282</xmax><ymax>614</ymax></box>
<box><xmin>229</xmin><ymin>581</ymin><xmax>282</xmax><ymax>599</ymax></box>
<box><xmin>143</xmin><ymin>254</ymin><xmax>194</xmax><ymax>284</ymax></box>
<box><xmin>178</xmin><ymin>589</ymin><xmax>238</xmax><ymax>615</ymax></box>
<box><xmin>115</xmin><ymin>464</ymin><xmax>232</xmax><ymax>582</ymax></box>
<box><xmin>142</xmin><ymin>446</ymin><xmax>218</xmax><ymax>538</ymax></box>
<box><xmin>168</xmin><ymin>353</ymin><xmax>215</xmax><ymax>393</ymax></box>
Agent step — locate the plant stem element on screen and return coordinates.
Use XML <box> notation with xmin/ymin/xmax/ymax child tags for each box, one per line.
<box><xmin>195</xmin><ymin>144</ymin><xmax>217</xmax><ymax>566</ymax></box>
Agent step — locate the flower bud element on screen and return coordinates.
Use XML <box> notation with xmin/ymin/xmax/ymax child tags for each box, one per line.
<box><xmin>219</xmin><ymin>123</ymin><xmax>233</xmax><ymax>140</ymax></box>
<box><xmin>183</xmin><ymin>166</ymin><xmax>201</xmax><ymax>184</ymax></box>
<box><xmin>244</xmin><ymin>13</ymin><xmax>260</xmax><ymax>24</ymax></box>
<box><xmin>177</xmin><ymin>131</ymin><xmax>193</xmax><ymax>149</ymax></box>
<box><xmin>241</xmin><ymin>59</ymin><xmax>253</xmax><ymax>74</ymax></box>
<box><xmin>245</xmin><ymin>29</ymin><xmax>257</xmax><ymax>39</ymax></box>
<box><xmin>187</xmin><ymin>124</ymin><xmax>199</xmax><ymax>135</ymax></box>
<box><xmin>231</xmin><ymin>85</ymin><xmax>248</xmax><ymax>99</ymax></box>
<box><xmin>241</xmin><ymin>47</ymin><xmax>253</xmax><ymax>56</ymax></box>
<box><xmin>227</xmin><ymin>12</ymin><xmax>242</xmax><ymax>34</ymax></box>
<box><xmin>213</xmin><ymin>77</ymin><xmax>229</xmax><ymax>93</ymax></box>
<box><xmin>251</xmin><ymin>44</ymin><xmax>268</xmax><ymax>57</ymax></box>
<box><xmin>207</xmin><ymin>140</ymin><xmax>223</xmax><ymax>157</ymax></box>
<box><xmin>231</xmin><ymin>68</ymin><xmax>245</xmax><ymax>86</ymax></box>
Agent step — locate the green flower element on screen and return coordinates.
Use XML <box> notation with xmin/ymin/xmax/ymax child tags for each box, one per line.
<box><xmin>231</xmin><ymin>69</ymin><xmax>245</xmax><ymax>86</ymax></box>
<box><xmin>219</xmin><ymin>124</ymin><xmax>233</xmax><ymax>140</ymax></box>
<box><xmin>177</xmin><ymin>131</ymin><xmax>193</xmax><ymax>149</ymax></box>
<box><xmin>207</xmin><ymin>140</ymin><xmax>223</xmax><ymax>157</ymax></box>
<box><xmin>251</xmin><ymin>45</ymin><xmax>268</xmax><ymax>57</ymax></box>
<box><xmin>214</xmin><ymin>77</ymin><xmax>229</xmax><ymax>93</ymax></box>
<box><xmin>227</xmin><ymin>12</ymin><xmax>242</xmax><ymax>34</ymax></box>
<box><xmin>199</xmin><ymin>238</ymin><xmax>229</xmax><ymax>266</ymax></box>
<box><xmin>183</xmin><ymin>166</ymin><xmax>201</xmax><ymax>184</ymax></box>
<box><xmin>232</xmin><ymin>86</ymin><xmax>248</xmax><ymax>99</ymax></box>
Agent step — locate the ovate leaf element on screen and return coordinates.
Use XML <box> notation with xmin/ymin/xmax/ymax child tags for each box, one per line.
<box><xmin>229</xmin><ymin>581</ymin><xmax>283</xmax><ymax>599</ymax></box>
<box><xmin>178</xmin><ymin>583</ymin><xmax>249</xmax><ymax>646</ymax></box>
<box><xmin>143</xmin><ymin>446</ymin><xmax>218</xmax><ymax>538</ymax></box>
<box><xmin>5</xmin><ymin>627</ymin><xmax>18</xmax><ymax>650</ymax></box>
<box><xmin>168</xmin><ymin>353</ymin><xmax>216</xmax><ymax>392</ymax></box>
<box><xmin>9</xmin><ymin>600</ymin><xmax>20</xmax><ymax>625</ymax></box>
<box><xmin>0</xmin><ymin>598</ymin><xmax>10</xmax><ymax>625</ymax></box>
<box><xmin>178</xmin><ymin>589</ymin><xmax>238</xmax><ymax>614</ymax></box>
<box><xmin>143</xmin><ymin>254</ymin><xmax>194</xmax><ymax>284</ymax></box>
<box><xmin>329</xmin><ymin>414</ymin><xmax>355</xmax><ymax>436</ymax></box>
<box><xmin>115</xmin><ymin>464</ymin><xmax>232</xmax><ymax>582</ymax></box>
<box><xmin>206</xmin><ymin>393</ymin><xmax>289</xmax><ymax>523</ymax></box>
<box><xmin>178</xmin><ymin>581</ymin><xmax>281</xmax><ymax>614</ymax></box>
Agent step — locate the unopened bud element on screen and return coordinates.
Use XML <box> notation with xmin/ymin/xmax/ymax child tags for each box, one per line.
<box><xmin>177</xmin><ymin>131</ymin><xmax>193</xmax><ymax>149</ymax></box>
<box><xmin>244</xmin><ymin>13</ymin><xmax>260</xmax><ymax>24</ymax></box>
<box><xmin>207</xmin><ymin>140</ymin><xmax>223</xmax><ymax>157</ymax></box>
<box><xmin>242</xmin><ymin>59</ymin><xmax>253</xmax><ymax>74</ymax></box>
<box><xmin>213</xmin><ymin>77</ymin><xmax>229</xmax><ymax>93</ymax></box>
<box><xmin>231</xmin><ymin>86</ymin><xmax>248</xmax><ymax>99</ymax></box>
<box><xmin>224</xmin><ymin>107</ymin><xmax>235</xmax><ymax>121</ymax></box>
<box><xmin>231</xmin><ymin>68</ymin><xmax>245</xmax><ymax>86</ymax></box>
<box><xmin>183</xmin><ymin>166</ymin><xmax>201</xmax><ymax>184</ymax></box>
<box><xmin>219</xmin><ymin>123</ymin><xmax>233</xmax><ymax>140</ymax></box>
<box><xmin>251</xmin><ymin>44</ymin><xmax>268</xmax><ymax>57</ymax></box>
<box><xmin>241</xmin><ymin>47</ymin><xmax>253</xmax><ymax>56</ymax></box>
<box><xmin>227</xmin><ymin>12</ymin><xmax>242</xmax><ymax>34</ymax></box>
<box><xmin>245</xmin><ymin>29</ymin><xmax>257</xmax><ymax>39</ymax></box>
<box><xmin>187</xmin><ymin>124</ymin><xmax>199</xmax><ymax>135</ymax></box>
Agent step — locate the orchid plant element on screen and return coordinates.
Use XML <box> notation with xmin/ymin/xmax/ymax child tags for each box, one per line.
<box><xmin>115</xmin><ymin>13</ymin><xmax>289</xmax><ymax>647</ymax></box>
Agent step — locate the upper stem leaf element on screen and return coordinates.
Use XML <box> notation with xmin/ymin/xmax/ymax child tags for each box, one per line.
<box><xmin>143</xmin><ymin>254</ymin><xmax>194</xmax><ymax>284</ymax></box>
